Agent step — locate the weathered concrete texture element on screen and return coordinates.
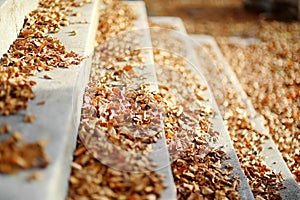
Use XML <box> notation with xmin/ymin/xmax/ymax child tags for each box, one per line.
<box><xmin>191</xmin><ymin>34</ymin><xmax>300</xmax><ymax>200</ymax></box>
<box><xmin>0</xmin><ymin>0</ymin><xmax>38</xmax><ymax>57</ymax></box>
<box><xmin>0</xmin><ymin>0</ymin><xmax>100</xmax><ymax>200</ymax></box>
<box><xmin>150</xmin><ymin>17</ymin><xmax>255</xmax><ymax>200</ymax></box>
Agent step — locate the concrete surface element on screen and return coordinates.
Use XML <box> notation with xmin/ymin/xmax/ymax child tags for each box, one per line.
<box><xmin>96</xmin><ymin>2</ymin><xmax>178</xmax><ymax>199</ymax></box>
<box><xmin>0</xmin><ymin>0</ymin><xmax>100</xmax><ymax>199</ymax></box>
<box><xmin>150</xmin><ymin>17</ymin><xmax>255</xmax><ymax>200</ymax></box>
<box><xmin>134</xmin><ymin>2</ymin><xmax>178</xmax><ymax>200</ymax></box>
<box><xmin>0</xmin><ymin>1</ymin><xmax>178</xmax><ymax>200</ymax></box>
<box><xmin>0</xmin><ymin>0</ymin><xmax>38</xmax><ymax>57</ymax></box>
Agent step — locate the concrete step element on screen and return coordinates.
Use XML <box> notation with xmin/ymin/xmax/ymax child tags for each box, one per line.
<box><xmin>0</xmin><ymin>0</ymin><xmax>100</xmax><ymax>199</ymax></box>
<box><xmin>149</xmin><ymin>17</ymin><xmax>254</xmax><ymax>199</ymax></box>
<box><xmin>130</xmin><ymin>2</ymin><xmax>178</xmax><ymax>199</ymax></box>
<box><xmin>0</xmin><ymin>0</ymin><xmax>38</xmax><ymax>57</ymax></box>
<box><xmin>190</xmin><ymin>34</ymin><xmax>300</xmax><ymax>200</ymax></box>
<box><xmin>85</xmin><ymin>1</ymin><xmax>177</xmax><ymax>199</ymax></box>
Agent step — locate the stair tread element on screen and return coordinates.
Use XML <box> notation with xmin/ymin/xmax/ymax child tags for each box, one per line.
<box><xmin>0</xmin><ymin>1</ymin><xmax>100</xmax><ymax>199</ymax></box>
<box><xmin>150</xmin><ymin>16</ymin><xmax>255</xmax><ymax>200</ymax></box>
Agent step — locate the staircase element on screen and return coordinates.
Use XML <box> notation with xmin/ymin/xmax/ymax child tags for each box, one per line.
<box><xmin>0</xmin><ymin>0</ymin><xmax>299</xmax><ymax>199</ymax></box>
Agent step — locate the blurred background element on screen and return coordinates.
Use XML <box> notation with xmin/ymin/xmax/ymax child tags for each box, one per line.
<box><xmin>144</xmin><ymin>0</ymin><xmax>299</xmax><ymax>36</ymax></box>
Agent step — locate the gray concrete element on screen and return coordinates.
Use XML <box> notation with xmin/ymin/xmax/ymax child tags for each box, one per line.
<box><xmin>0</xmin><ymin>1</ymin><xmax>178</xmax><ymax>200</ymax></box>
<box><xmin>0</xmin><ymin>0</ymin><xmax>38</xmax><ymax>57</ymax></box>
<box><xmin>113</xmin><ymin>2</ymin><xmax>178</xmax><ymax>199</ymax></box>
<box><xmin>135</xmin><ymin>3</ymin><xmax>178</xmax><ymax>200</ymax></box>
<box><xmin>150</xmin><ymin>17</ymin><xmax>255</xmax><ymax>199</ymax></box>
<box><xmin>190</xmin><ymin>34</ymin><xmax>300</xmax><ymax>199</ymax></box>
<box><xmin>0</xmin><ymin>0</ymin><xmax>100</xmax><ymax>199</ymax></box>
<box><xmin>52</xmin><ymin>1</ymin><xmax>101</xmax><ymax>55</ymax></box>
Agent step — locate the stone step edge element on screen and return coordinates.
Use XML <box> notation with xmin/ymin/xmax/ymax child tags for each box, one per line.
<box><xmin>0</xmin><ymin>0</ymin><xmax>38</xmax><ymax>57</ymax></box>
<box><xmin>149</xmin><ymin>16</ymin><xmax>255</xmax><ymax>200</ymax></box>
<box><xmin>123</xmin><ymin>2</ymin><xmax>177</xmax><ymax>199</ymax></box>
<box><xmin>0</xmin><ymin>1</ymin><xmax>101</xmax><ymax>200</ymax></box>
